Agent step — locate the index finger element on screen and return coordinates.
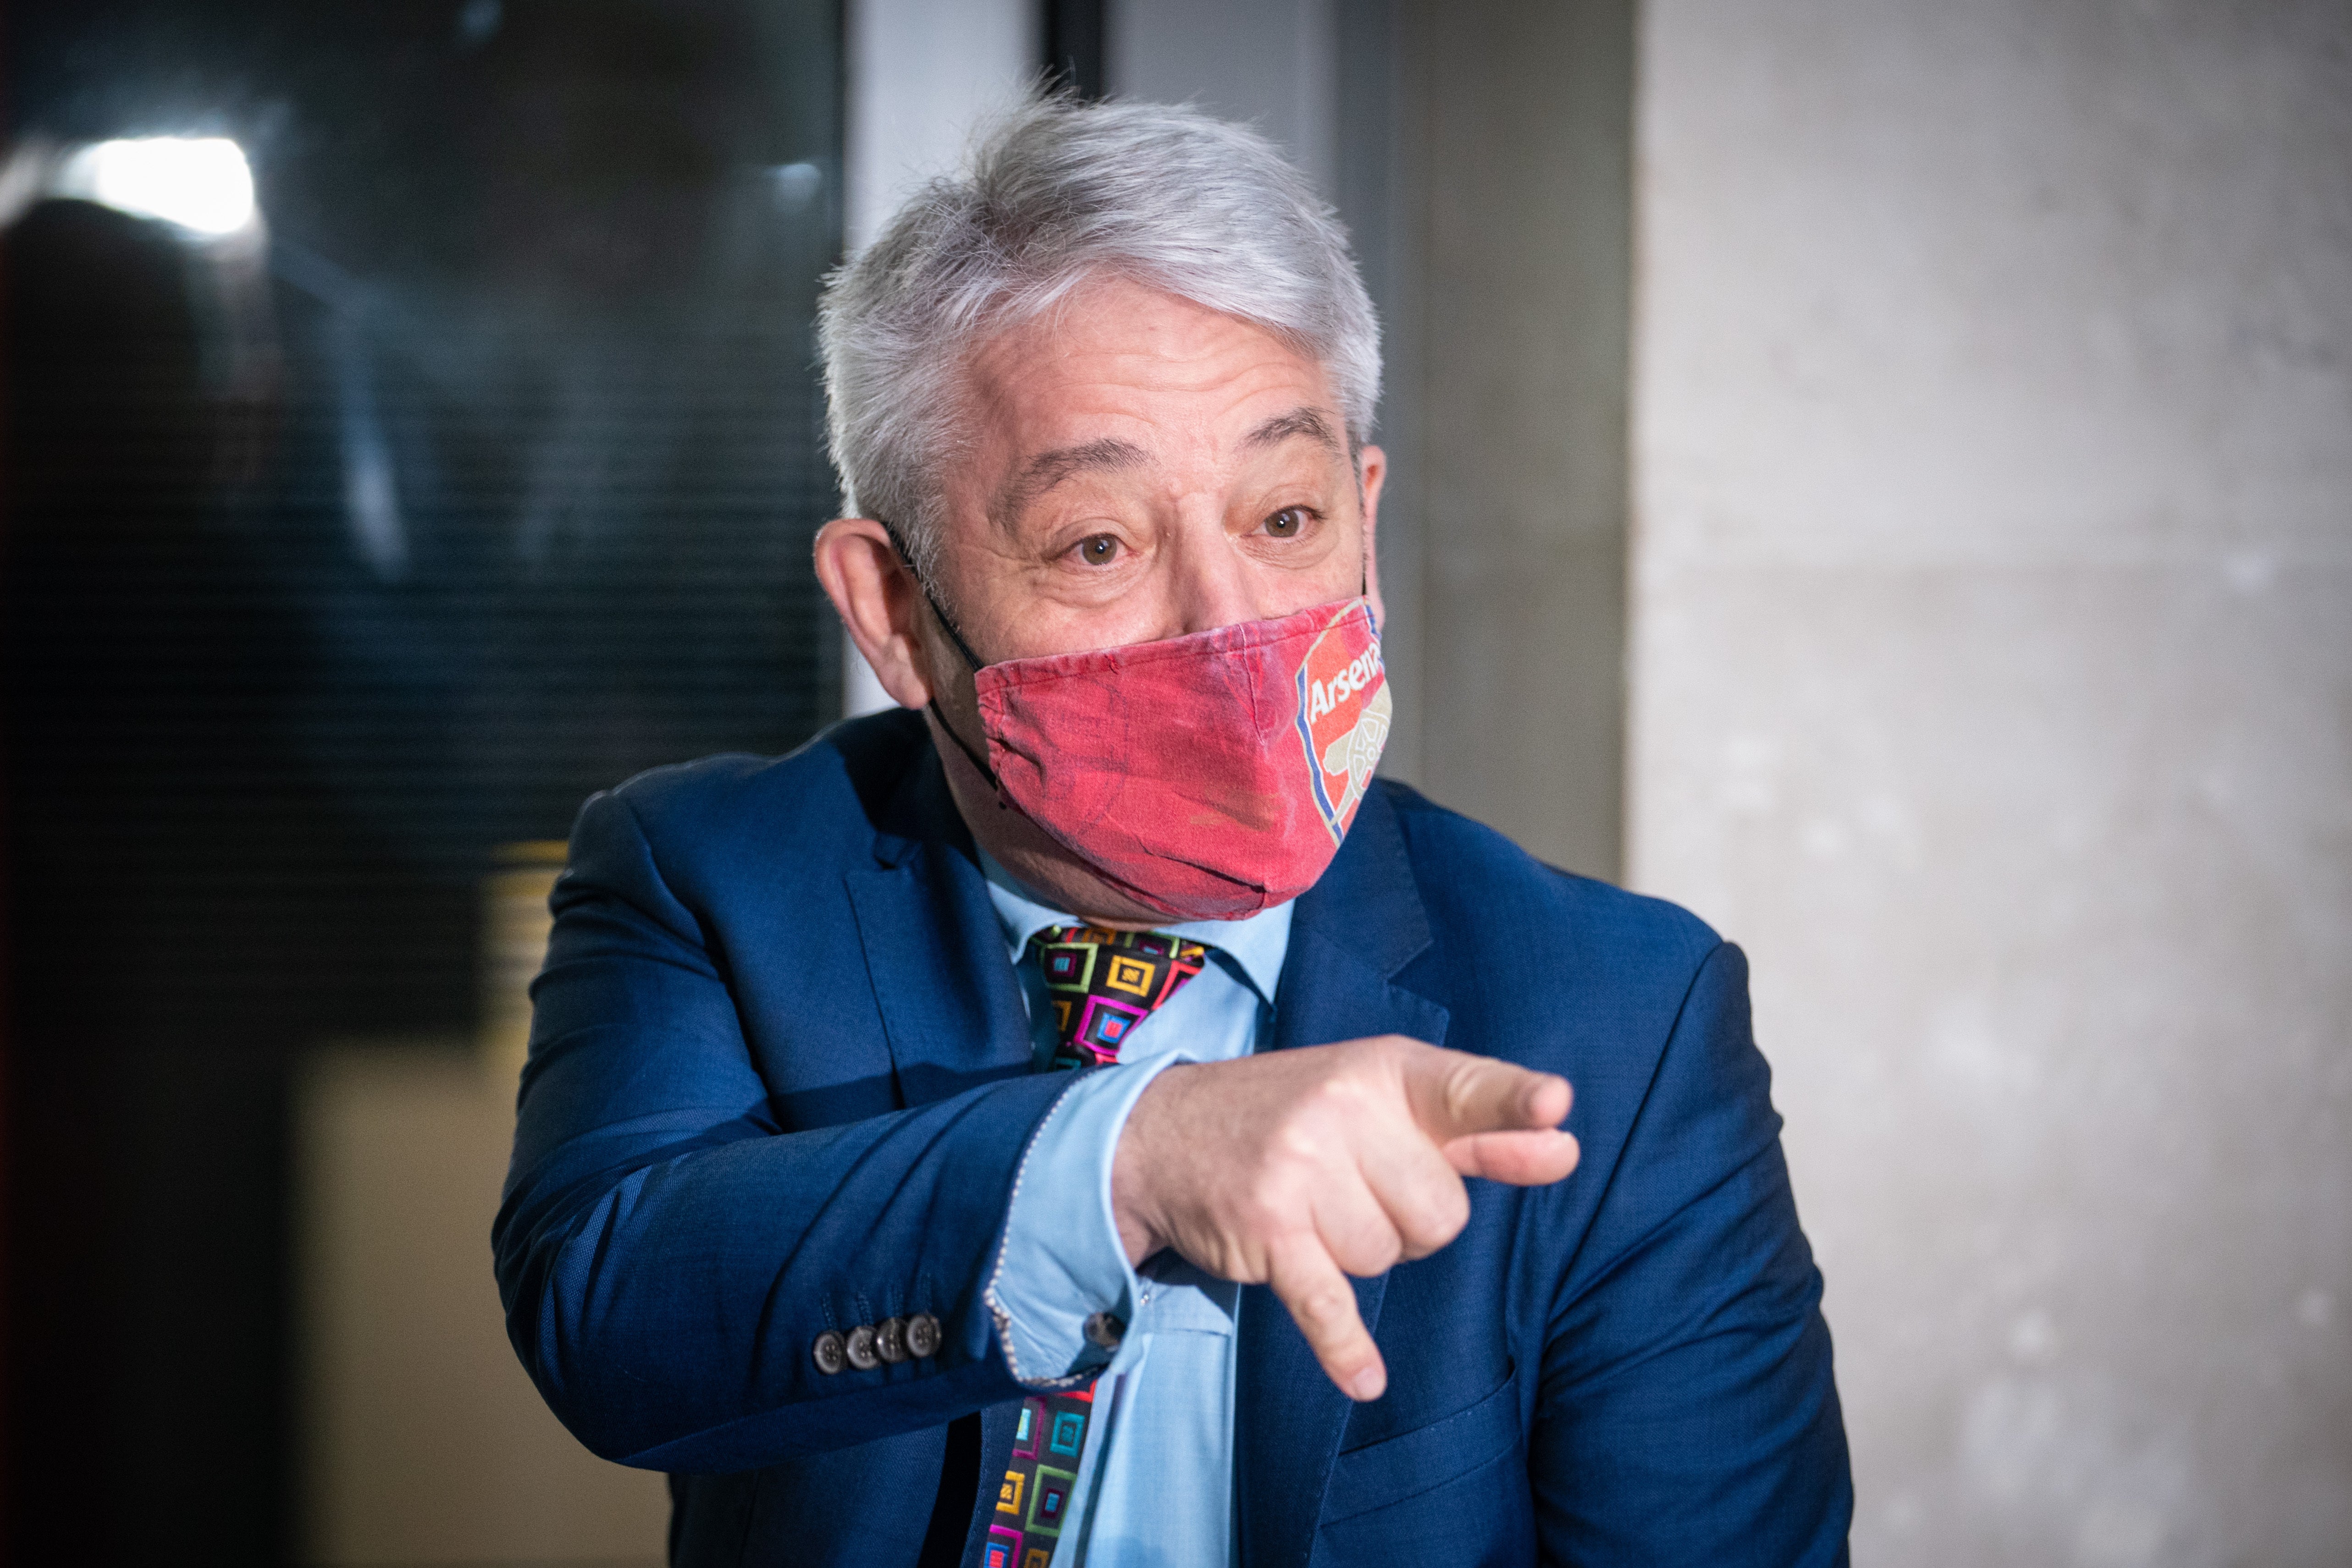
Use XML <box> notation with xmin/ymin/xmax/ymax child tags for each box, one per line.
<box><xmin>1266</xmin><ymin>1235</ymin><xmax>1387</xmax><ymax>1402</ymax></box>
<box><xmin>1398</xmin><ymin>1046</ymin><xmax>1572</xmax><ymax>1145</ymax></box>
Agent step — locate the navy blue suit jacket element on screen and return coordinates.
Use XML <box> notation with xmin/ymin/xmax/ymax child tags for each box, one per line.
<box><xmin>495</xmin><ymin>710</ymin><xmax>1850</xmax><ymax>1566</ymax></box>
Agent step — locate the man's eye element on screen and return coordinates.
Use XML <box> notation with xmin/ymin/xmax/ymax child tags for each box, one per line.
<box><xmin>1076</xmin><ymin>534</ymin><xmax>1121</xmax><ymax>565</ymax></box>
<box><xmin>1265</xmin><ymin>507</ymin><xmax>1311</xmax><ymax>539</ymax></box>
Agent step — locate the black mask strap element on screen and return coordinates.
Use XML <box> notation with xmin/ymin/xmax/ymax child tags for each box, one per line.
<box><xmin>917</xmin><ymin>580</ymin><xmax>988</xmax><ymax>676</ymax></box>
<box><xmin>881</xmin><ymin>522</ymin><xmax>1002</xmax><ymax>792</ymax></box>
<box><xmin>883</xmin><ymin>523</ymin><xmax>988</xmax><ymax>673</ymax></box>
<box><xmin>927</xmin><ymin>695</ymin><xmax>1002</xmax><ymax>793</ymax></box>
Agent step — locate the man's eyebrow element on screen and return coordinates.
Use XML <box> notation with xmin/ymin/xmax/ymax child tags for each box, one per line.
<box><xmin>1242</xmin><ymin>406</ymin><xmax>1344</xmax><ymax>457</ymax></box>
<box><xmin>994</xmin><ymin>436</ymin><xmax>1150</xmax><ymax>523</ymax></box>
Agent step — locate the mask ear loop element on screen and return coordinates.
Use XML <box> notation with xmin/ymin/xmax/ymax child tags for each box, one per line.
<box><xmin>1352</xmin><ymin>443</ymin><xmax>1379</xmax><ymax>638</ymax></box>
<box><xmin>881</xmin><ymin>522</ymin><xmax>1005</xmax><ymax>796</ymax></box>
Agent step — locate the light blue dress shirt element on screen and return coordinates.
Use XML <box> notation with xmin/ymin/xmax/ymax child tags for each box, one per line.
<box><xmin>979</xmin><ymin>851</ymin><xmax>1293</xmax><ymax>1568</ymax></box>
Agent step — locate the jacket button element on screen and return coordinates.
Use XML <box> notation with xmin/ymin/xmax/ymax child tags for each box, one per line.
<box><xmin>875</xmin><ymin>1316</ymin><xmax>910</xmax><ymax>1363</ymax></box>
<box><xmin>812</xmin><ymin>1330</ymin><xmax>847</xmax><ymax>1375</ymax></box>
<box><xmin>1083</xmin><ymin>1311</ymin><xmax>1125</xmax><ymax>1350</ymax></box>
<box><xmin>905</xmin><ymin>1312</ymin><xmax>942</xmax><ymax>1358</ymax></box>
<box><xmin>845</xmin><ymin>1323</ymin><xmax>882</xmax><ymax>1371</ymax></box>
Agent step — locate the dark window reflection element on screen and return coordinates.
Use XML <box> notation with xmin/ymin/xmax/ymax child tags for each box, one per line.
<box><xmin>3</xmin><ymin>2</ymin><xmax>842</xmax><ymax>1559</ymax></box>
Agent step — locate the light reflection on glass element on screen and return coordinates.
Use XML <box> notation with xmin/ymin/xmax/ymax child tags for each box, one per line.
<box><xmin>54</xmin><ymin>136</ymin><xmax>258</xmax><ymax>236</ymax></box>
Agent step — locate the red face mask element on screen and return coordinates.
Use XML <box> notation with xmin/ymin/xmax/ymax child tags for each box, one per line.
<box><xmin>935</xmin><ymin>598</ymin><xmax>1391</xmax><ymax>922</ymax></box>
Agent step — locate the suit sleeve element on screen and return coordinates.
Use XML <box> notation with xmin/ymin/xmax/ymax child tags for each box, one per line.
<box><xmin>1530</xmin><ymin>942</ymin><xmax>1852</xmax><ymax>1565</ymax></box>
<box><xmin>491</xmin><ymin>786</ymin><xmax>1073</xmax><ymax>1473</ymax></box>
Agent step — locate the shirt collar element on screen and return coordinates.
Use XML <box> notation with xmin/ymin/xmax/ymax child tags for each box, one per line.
<box><xmin>977</xmin><ymin>847</ymin><xmax>1295</xmax><ymax>1005</ymax></box>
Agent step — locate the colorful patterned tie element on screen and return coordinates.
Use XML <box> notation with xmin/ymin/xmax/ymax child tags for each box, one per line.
<box><xmin>1027</xmin><ymin>923</ymin><xmax>1209</xmax><ymax>1073</ymax></box>
<box><xmin>984</xmin><ymin>923</ymin><xmax>1210</xmax><ymax>1568</ymax></box>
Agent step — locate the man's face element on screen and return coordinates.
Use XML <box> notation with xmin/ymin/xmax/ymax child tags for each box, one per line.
<box><xmin>925</xmin><ymin>275</ymin><xmax>1383</xmax><ymax>667</ymax></box>
<box><xmin>814</xmin><ymin>274</ymin><xmax>1386</xmax><ymax>922</ymax></box>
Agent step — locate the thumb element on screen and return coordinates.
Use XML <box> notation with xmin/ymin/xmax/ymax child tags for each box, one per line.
<box><xmin>1444</xmin><ymin>1127</ymin><xmax>1581</xmax><ymax>1186</ymax></box>
<box><xmin>1400</xmin><ymin>1047</ymin><xmax>1572</xmax><ymax>1145</ymax></box>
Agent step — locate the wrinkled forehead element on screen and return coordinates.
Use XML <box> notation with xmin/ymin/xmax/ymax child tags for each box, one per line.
<box><xmin>940</xmin><ymin>279</ymin><xmax>1350</xmax><ymax>522</ymax></box>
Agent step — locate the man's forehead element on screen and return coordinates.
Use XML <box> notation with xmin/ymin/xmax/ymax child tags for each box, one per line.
<box><xmin>966</xmin><ymin>286</ymin><xmax>1333</xmax><ymax>421</ymax></box>
<box><xmin>1016</xmin><ymin>407</ymin><xmax>1344</xmax><ymax>485</ymax></box>
<box><xmin>984</xmin><ymin>405</ymin><xmax>1346</xmax><ymax>528</ymax></box>
<box><xmin>946</xmin><ymin>283</ymin><xmax>1348</xmax><ymax>524</ymax></box>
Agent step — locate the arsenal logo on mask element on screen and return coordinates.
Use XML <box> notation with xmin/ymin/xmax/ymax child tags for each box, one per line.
<box><xmin>1294</xmin><ymin>606</ymin><xmax>1392</xmax><ymax>846</ymax></box>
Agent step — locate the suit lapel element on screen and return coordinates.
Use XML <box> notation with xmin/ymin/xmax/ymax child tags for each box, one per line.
<box><xmin>842</xmin><ymin>745</ymin><xmax>1036</xmax><ymax>1105</ymax></box>
<box><xmin>1235</xmin><ymin>787</ymin><xmax>1450</xmax><ymax>1568</ymax></box>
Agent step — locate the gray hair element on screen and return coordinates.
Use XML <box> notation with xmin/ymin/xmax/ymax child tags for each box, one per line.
<box><xmin>818</xmin><ymin>94</ymin><xmax>1381</xmax><ymax>578</ymax></box>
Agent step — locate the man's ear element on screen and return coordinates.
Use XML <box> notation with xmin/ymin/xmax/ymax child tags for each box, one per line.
<box><xmin>813</xmin><ymin>518</ymin><xmax>935</xmax><ymax>710</ymax></box>
<box><xmin>1355</xmin><ymin>444</ymin><xmax>1388</xmax><ymax>629</ymax></box>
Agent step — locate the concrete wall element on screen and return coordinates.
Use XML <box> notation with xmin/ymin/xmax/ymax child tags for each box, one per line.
<box><xmin>1629</xmin><ymin>2</ymin><xmax>2352</xmax><ymax>1562</ymax></box>
<box><xmin>1391</xmin><ymin>0</ymin><xmax>1632</xmax><ymax>878</ymax></box>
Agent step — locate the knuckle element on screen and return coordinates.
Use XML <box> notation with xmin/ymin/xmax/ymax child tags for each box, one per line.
<box><xmin>1296</xmin><ymin>1286</ymin><xmax>1355</xmax><ymax>1332</ymax></box>
<box><xmin>1441</xmin><ymin>1059</ymin><xmax>1486</xmax><ymax>1126</ymax></box>
<box><xmin>1304</xmin><ymin>1069</ymin><xmax>1375</xmax><ymax>1113</ymax></box>
<box><xmin>1396</xmin><ymin>1207</ymin><xmax>1464</xmax><ymax>1259</ymax></box>
<box><xmin>1413</xmin><ymin>1180</ymin><xmax>1471</xmax><ymax>1241</ymax></box>
<box><xmin>1235</xmin><ymin>1174</ymin><xmax>1292</xmax><ymax>1235</ymax></box>
<box><xmin>1327</xmin><ymin>1224</ymin><xmax>1400</xmax><ymax>1279</ymax></box>
<box><xmin>1296</xmin><ymin>1077</ymin><xmax>1348</xmax><ymax>1118</ymax></box>
<box><xmin>1273</xmin><ymin>1129</ymin><xmax>1331</xmax><ymax>1180</ymax></box>
<box><xmin>1281</xmin><ymin>1089</ymin><xmax>1375</xmax><ymax>1158</ymax></box>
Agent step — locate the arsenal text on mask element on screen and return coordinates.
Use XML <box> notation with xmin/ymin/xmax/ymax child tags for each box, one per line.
<box><xmin>1307</xmin><ymin>649</ymin><xmax>1386</xmax><ymax>723</ymax></box>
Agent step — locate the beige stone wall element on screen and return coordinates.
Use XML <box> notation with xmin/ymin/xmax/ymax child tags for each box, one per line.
<box><xmin>297</xmin><ymin>1046</ymin><xmax>668</xmax><ymax>1565</ymax></box>
<box><xmin>1394</xmin><ymin>0</ymin><xmax>1634</xmax><ymax>881</ymax></box>
<box><xmin>1628</xmin><ymin>2</ymin><xmax>2352</xmax><ymax>1561</ymax></box>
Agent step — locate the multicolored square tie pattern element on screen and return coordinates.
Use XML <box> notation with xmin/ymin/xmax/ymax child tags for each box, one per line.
<box><xmin>987</xmin><ymin>1387</ymin><xmax>1092</xmax><ymax>1568</ymax></box>
<box><xmin>1025</xmin><ymin>923</ymin><xmax>1209</xmax><ymax>1072</ymax></box>
<box><xmin>987</xmin><ymin>924</ymin><xmax>1209</xmax><ymax>1566</ymax></box>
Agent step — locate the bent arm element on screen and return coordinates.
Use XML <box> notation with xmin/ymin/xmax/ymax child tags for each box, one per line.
<box><xmin>1530</xmin><ymin>942</ymin><xmax>1851</xmax><ymax>1565</ymax></box>
<box><xmin>492</xmin><ymin>787</ymin><xmax>1069</xmax><ymax>1473</ymax></box>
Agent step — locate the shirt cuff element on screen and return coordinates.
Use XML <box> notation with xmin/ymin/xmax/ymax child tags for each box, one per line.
<box><xmin>986</xmin><ymin>1054</ymin><xmax>1188</xmax><ymax>1387</ymax></box>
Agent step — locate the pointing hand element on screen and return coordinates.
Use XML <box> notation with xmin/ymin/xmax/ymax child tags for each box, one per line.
<box><xmin>1110</xmin><ymin>1036</ymin><xmax>1578</xmax><ymax>1400</ymax></box>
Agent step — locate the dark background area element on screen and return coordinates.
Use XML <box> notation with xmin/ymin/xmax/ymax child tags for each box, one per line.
<box><xmin>3</xmin><ymin>1</ymin><xmax>845</xmax><ymax>1558</ymax></box>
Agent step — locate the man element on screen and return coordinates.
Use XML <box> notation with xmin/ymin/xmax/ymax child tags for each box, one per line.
<box><xmin>496</xmin><ymin>98</ymin><xmax>1850</xmax><ymax>1566</ymax></box>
